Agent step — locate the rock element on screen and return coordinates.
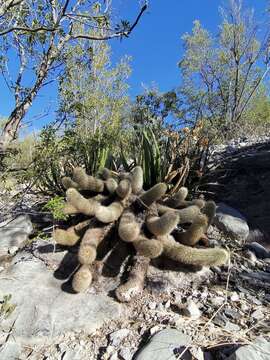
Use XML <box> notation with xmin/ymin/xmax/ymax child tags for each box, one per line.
<box><xmin>251</xmin><ymin>309</ymin><xmax>264</xmax><ymax>320</ymax></box>
<box><xmin>109</xmin><ymin>329</ymin><xmax>130</xmax><ymax>346</ymax></box>
<box><xmin>148</xmin><ymin>301</ymin><xmax>156</xmax><ymax>310</ymax></box>
<box><xmin>230</xmin><ymin>292</ymin><xmax>239</xmax><ymax>302</ymax></box>
<box><xmin>135</xmin><ymin>328</ymin><xmax>191</xmax><ymax>360</ymax></box>
<box><xmin>224</xmin><ymin>321</ymin><xmax>240</xmax><ymax>332</ymax></box>
<box><xmin>245</xmin><ymin>242</ymin><xmax>270</xmax><ymax>259</ymax></box>
<box><xmin>210</xmin><ymin>296</ymin><xmax>225</xmax><ymax>307</ymax></box>
<box><xmin>119</xmin><ymin>347</ymin><xmax>133</xmax><ymax>360</ymax></box>
<box><xmin>0</xmin><ymin>215</ymin><xmax>33</xmax><ymax>256</ymax></box>
<box><xmin>0</xmin><ymin>340</ymin><xmax>21</xmax><ymax>360</ymax></box>
<box><xmin>213</xmin><ymin>203</ymin><xmax>249</xmax><ymax>241</ymax></box>
<box><xmin>228</xmin><ymin>337</ymin><xmax>270</xmax><ymax>360</ymax></box>
<box><xmin>182</xmin><ymin>300</ymin><xmax>201</xmax><ymax>319</ymax></box>
<box><xmin>0</xmin><ymin>255</ymin><xmax>125</xmax><ymax>345</ymax></box>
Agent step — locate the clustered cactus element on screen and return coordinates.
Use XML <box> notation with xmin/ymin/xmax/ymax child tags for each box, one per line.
<box><xmin>54</xmin><ymin>166</ymin><xmax>229</xmax><ymax>302</ymax></box>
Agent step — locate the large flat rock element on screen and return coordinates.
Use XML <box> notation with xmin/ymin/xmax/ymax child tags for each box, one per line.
<box><xmin>0</xmin><ymin>255</ymin><xmax>125</xmax><ymax>345</ymax></box>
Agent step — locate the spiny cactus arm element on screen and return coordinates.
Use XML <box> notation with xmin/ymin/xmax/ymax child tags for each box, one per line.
<box><xmin>174</xmin><ymin>214</ymin><xmax>208</xmax><ymax>246</ymax></box>
<box><xmin>66</xmin><ymin>188</ymin><xmax>98</xmax><ymax>216</ymax></box>
<box><xmin>130</xmin><ymin>166</ymin><xmax>143</xmax><ymax>194</ymax></box>
<box><xmin>164</xmin><ymin>187</ymin><xmax>188</xmax><ymax>208</ymax></box>
<box><xmin>73</xmin><ymin>167</ymin><xmax>104</xmax><ymax>192</ymax></box>
<box><xmin>62</xmin><ymin>176</ymin><xmax>79</xmax><ymax>190</ymax></box>
<box><xmin>54</xmin><ymin>219</ymin><xmax>91</xmax><ymax>246</ymax></box>
<box><xmin>63</xmin><ymin>203</ymin><xmax>80</xmax><ymax>215</ymax></box>
<box><xmin>162</xmin><ymin>235</ymin><xmax>229</xmax><ymax>267</ymax></box>
<box><xmin>95</xmin><ymin>201</ymin><xmax>124</xmax><ymax>223</ymax></box>
<box><xmin>118</xmin><ymin>210</ymin><xmax>141</xmax><ymax>242</ymax></box>
<box><xmin>202</xmin><ymin>201</ymin><xmax>216</xmax><ymax>231</ymax></box>
<box><xmin>133</xmin><ymin>235</ymin><xmax>163</xmax><ymax>258</ymax></box>
<box><xmin>157</xmin><ymin>204</ymin><xmax>201</xmax><ymax>224</ymax></box>
<box><xmin>72</xmin><ymin>265</ymin><xmax>92</xmax><ymax>293</ymax></box>
<box><xmin>115</xmin><ymin>255</ymin><xmax>150</xmax><ymax>302</ymax></box>
<box><xmin>105</xmin><ymin>178</ymin><xmax>118</xmax><ymax>194</ymax></box>
<box><xmin>146</xmin><ymin>211</ymin><xmax>179</xmax><ymax>236</ymax></box>
<box><xmin>116</xmin><ymin>179</ymin><xmax>132</xmax><ymax>199</ymax></box>
<box><xmin>78</xmin><ymin>224</ymin><xmax>113</xmax><ymax>265</ymax></box>
<box><xmin>139</xmin><ymin>183</ymin><xmax>167</xmax><ymax>207</ymax></box>
<box><xmin>175</xmin><ymin>199</ymin><xmax>205</xmax><ymax>209</ymax></box>
<box><xmin>54</xmin><ymin>228</ymin><xmax>80</xmax><ymax>246</ymax></box>
<box><xmin>101</xmin><ymin>167</ymin><xmax>111</xmax><ymax>180</ymax></box>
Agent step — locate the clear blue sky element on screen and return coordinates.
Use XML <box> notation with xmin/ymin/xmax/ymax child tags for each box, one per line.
<box><xmin>0</xmin><ymin>0</ymin><xmax>268</xmax><ymax>132</ymax></box>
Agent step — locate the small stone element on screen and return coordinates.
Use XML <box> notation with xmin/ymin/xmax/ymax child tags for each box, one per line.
<box><xmin>148</xmin><ymin>301</ymin><xmax>156</xmax><ymax>310</ymax></box>
<box><xmin>246</xmin><ymin>242</ymin><xmax>270</xmax><ymax>259</ymax></box>
<box><xmin>119</xmin><ymin>347</ymin><xmax>133</xmax><ymax>360</ymax></box>
<box><xmin>109</xmin><ymin>329</ymin><xmax>131</xmax><ymax>346</ymax></box>
<box><xmin>230</xmin><ymin>292</ymin><xmax>239</xmax><ymax>302</ymax></box>
<box><xmin>135</xmin><ymin>328</ymin><xmax>191</xmax><ymax>360</ymax></box>
<box><xmin>210</xmin><ymin>296</ymin><xmax>224</xmax><ymax>307</ymax></box>
<box><xmin>150</xmin><ymin>325</ymin><xmax>162</xmax><ymax>335</ymax></box>
<box><xmin>224</xmin><ymin>321</ymin><xmax>240</xmax><ymax>332</ymax></box>
<box><xmin>224</xmin><ymin>308</ymin><xmax>241</xmax><ymax>320</ymax></box>
<box><xmin>8</xmin><ymin>246</ymin><xmax>18</xmax><ymax>255</ymax></box>
<box><xmin>164</xmin><ymin>300</ymin><xmax>170</xmax><ymax>309</ymax></box>
<box><xmin>110</xmin><ymin>352</ymin><xmax>119</xmax><ymax>360</ymax></box>
<box><xmin>251</xmin><ymin>309</ymin><xmax>264</xmax><ymax>320</ymax></box>
<box><xmin>241</xmin><ymin>303</ymin><xmax>249</xmax><ymax>311</ymax></box>
<box><xmin>182</xmin><ymin>300</ymin><xmax>201</xmax><ymax>319</ymax></box>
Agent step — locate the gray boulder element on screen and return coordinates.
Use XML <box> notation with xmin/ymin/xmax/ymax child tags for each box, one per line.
<box><xmin>214</xmin><ymin>203</ymin><xmax>249</xmax><ymax>241</ymax></box>
<box><xmin>0</xmin><ymin>215</ymin><xmax>33</xmax><ymax>256</ymax></box>
<box><xmin>135</xmin><ymin>328</ymin><xmax>191</xmax><ymax>360</ymax></box>
<box><xmin>0</xmin><ymin>255</ymin><xmax>125</xmax><ymax>345</ymax></box>
<box><xmin>228</xmin><ymin>337</ymin><xmax>270</xmax><ymax>360</ymax></box>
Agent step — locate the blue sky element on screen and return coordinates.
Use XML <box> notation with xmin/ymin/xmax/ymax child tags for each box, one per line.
<box><xmin>0</xmin><ymin>0</ymin><xmax>268</xmax><ymax>132</ymax></box>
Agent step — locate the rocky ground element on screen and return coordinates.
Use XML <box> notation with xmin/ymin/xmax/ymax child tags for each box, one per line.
<box><xmin>1</xmin><ymin>137</ymin><xmax>270</xmax><ymax>360</ymax></box>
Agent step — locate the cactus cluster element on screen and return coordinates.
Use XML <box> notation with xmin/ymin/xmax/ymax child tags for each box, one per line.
<box><xmin>54</xmin><ymin>166</ymin><xmax>229</xmax><ymax>302</ymax></box>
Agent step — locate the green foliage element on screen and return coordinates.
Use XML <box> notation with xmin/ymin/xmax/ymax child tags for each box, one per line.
<box><xmin>178</xmin><ymin>0</ymin><xmax>269</xmax><ymax>141</ymax></box>
<box><xmin>43</xmin><ymin>196</ymin><xmax>68</xmax><ymax>221</ymax></box>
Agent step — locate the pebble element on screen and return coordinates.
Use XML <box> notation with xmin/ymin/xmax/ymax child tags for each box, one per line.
<box><xmin>230</xmin><ymin>292</ymin><xmax>239</xmax><ymax>302</ymax></box>
<box><xmin>182</xmin><ymin>300</ymin><xmax>201</xmax><ymax>319</ymax></box>
<box><xmin>119</xmin><ymin>347</ymin><xmax>133</xmax><ymax>360</ymax></box>
<box><xmin>148</xmin><ymin>302</ymin><xmax>156</xmax><ymax>310</ymax></box>
<box><xmin>210</xmin><ymin>296</ymin><xmax>225</xmax><ymax>307</ymax></box>
<box><xmin>109</xmin><ymin>329</ymin><xmax>131</xmax><ymax>346</ymax></box>
<box><xmin>8</xmin><ymin>246</ymin><xmax>18</xmax><ymax>255</ymax></box>
<box><xmin>246</xmin><ymin>242</ymin><xmax>270</xmax><ymax>259</ymax></box>
<box><xmin>251</xmin><ymin>309</ymin><xmax>264</xmax><ymax>320</ymax></box>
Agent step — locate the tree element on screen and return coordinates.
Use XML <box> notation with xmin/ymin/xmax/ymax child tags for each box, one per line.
<box><xmin>0</xmin><ymin>0</ymin><xmax>147</xmax><ymax>152</ymax></box>
<box><xmin>178</xmin><ymin>0</ymin><xmax>270</xmax><ymax>140</ymax></box>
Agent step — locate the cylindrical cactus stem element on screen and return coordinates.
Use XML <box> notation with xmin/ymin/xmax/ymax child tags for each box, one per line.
<box><xmin>130</xmin><ymin>166</ymin><xmax>143</xmax><ymax>194</ymax></box>
<box><xmin>118</xmin><ymin>210</ymin><xmax>141</xmax><ymax>242</ymax></box>
<box><xmin>63</xmin><ymin>203</ymin><xmax>80</xmax><ymax>215</ymax></box>
<box><xmin>139</xmin><ymin>183</ymin><xmax>167</xmax><ymax>207</ymax></box>
<box><xmin>116</xmin><ymin>179</ymin><xmax>132</xmax><ymax>199</ymax></box>
<box><xmin>202</xmin><ymin>201</ymin><xmax>217</xmax><ymax>231</ymax></box>
<box><xmin>174</xmin><ymin>214</ymin><xmax>208</xmax><ymax>246</ymax></box>
<box><xmin>162</xmin><ymin>235</ymin><xmax>229</xmax><ymax>267</ymax></box>
<box><xmin>73</xmin><ymin>167</ymin><xmax>104</xmax><ymax>192</ymax></box>
<box><xmin>164</xmin><ymin>187</ymin><xmax>188</xmax><ymax>208</ymax></box>
<box><xmin>157</xmin><ymin>204</ymin><xmax>201</xmax><ymax>224</ymax></box>
<box><xmin>146</xmin><ymin>212</ymin><xmax>179</xmax><ymax>236</ymax></box>
<box><xmin>78</xmin><ymin>224</ymin><xmax>113</xmax><ymax>265</ymax></box>
<box><xmin>177</xmin><ymin>205</ymin><xmax>201</xmax><ymax>224</ymax></box>
<box><xmin>133</xmin><ymin>235</ymin><xmax>163</xmax><ymax>258</ymax></box>
<box><xmin>175</xmin><ymin>199</ymin><xmax>206</xmax><ymax>209</ymax></box>
<box><xmin>105</xmin><ymin>178</ymin><xmax>118</xmax><ymax>194</ymax></box>
<box><xmin>72</xmin><ymin>265</ymin><xmax>92</xmax><ymax>293</ymax></box>
<box><xmin>54</xmin><ymin>228</ymin><xmax>80</xmax><ymax>246</ymax></box>
<box><xmin>54</xmin><ymin>219</ymin><xmax>91</xmax><ymax>246</ymax></box>
<box><xmin>95</xmin><ymin>201</ymin><xmax>124</xmax><ymax>223</ymax></box>
<box><xmin>62</xmin><ymin>176</ymin><xmax>79</xmax><ymax>190</ymax></box>
<box><xmin>115</xmin><ymin>255</ymin><xmax>150</xmax><ymax>302</ymax></box>
<box><xmin>101</xmin><ymin>167</ymin><xmax>111</xmax><ymax>180</ymax></box>
<box><xmin>66</xmin><ymin>188</ymin><xmax>98</xmax><ymax>216</ymax></box>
